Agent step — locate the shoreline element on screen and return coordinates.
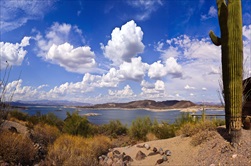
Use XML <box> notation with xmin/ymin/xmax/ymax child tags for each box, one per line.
<box><xmin>77</xmin><ymin>106</ymin><xmax>224</xmax><ymax>112</ymax></box>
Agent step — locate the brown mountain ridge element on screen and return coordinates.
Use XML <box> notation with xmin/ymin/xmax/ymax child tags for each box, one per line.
<box><xmin>81</xmin><ymin>100</ymin><xmax>196</xmax><ymax>110</ymax></box>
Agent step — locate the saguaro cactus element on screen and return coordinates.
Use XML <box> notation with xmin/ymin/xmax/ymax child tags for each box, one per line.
<box><xmin>209</xmin><ymin>0</ymin><xmax>243</xmax><ymax>144</ymax></box>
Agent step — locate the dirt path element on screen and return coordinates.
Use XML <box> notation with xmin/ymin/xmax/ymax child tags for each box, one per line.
<box><xmin>114</xmin><ymin>128</ymin><xmax>251</xmax><ymax>166</ymax></box>
<box><xmin>115</xmin><ymin>136</ymin><xmax>199</xmax><ymax>165</ymax></box>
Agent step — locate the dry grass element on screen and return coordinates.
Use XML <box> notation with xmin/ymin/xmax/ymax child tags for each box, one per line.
<box><xmin>47</xmin><ymin>134</ymin><xmax>112</xmax><ymax>166</ymax></box>
<box><xmin>32</xmin><ymin>123</ymin><xmax>61</xmax><ymax>146</ymax></box>
<box><xmin>177</xmin><ymin>120</ymin><xmax>217</xmax><ymax>137</ymax></box>
<box><xmin>0</xmin><ymin>131</ymin><xmax>37</xmax><ymax>165</ymax></box>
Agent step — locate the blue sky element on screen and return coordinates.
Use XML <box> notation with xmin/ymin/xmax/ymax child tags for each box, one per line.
<box><xmin>1</xmin><ymin>0</ymin><xmax>250</xmax><ymax>104</ymax></box>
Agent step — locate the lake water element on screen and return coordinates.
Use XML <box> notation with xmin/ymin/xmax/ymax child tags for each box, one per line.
<box><xmin>20</xmin><ymin>106</ymin><xmax>225</xmax><ymax>125</ymax></box>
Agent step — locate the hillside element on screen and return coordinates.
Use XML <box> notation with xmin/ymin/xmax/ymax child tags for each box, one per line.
<box><xmin>81</xmin><ymin>100</ymin><xmax>196</xmax><ymax>110</ymax></box>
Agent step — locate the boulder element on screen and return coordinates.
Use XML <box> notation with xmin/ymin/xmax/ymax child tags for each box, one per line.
<box><xmin>165</xmin><ymin>150</ymin><xmax>171</xmax><ymax>156</ymax></box>
<box><xmin>135</xmin><ymin>150</ymin><xmax>146</xmax><ymax>160</ymax></box>
<box><xmin>144</xmin><ymin>144</ymin><xmax>150</xmax><ymax>150</ymax></box>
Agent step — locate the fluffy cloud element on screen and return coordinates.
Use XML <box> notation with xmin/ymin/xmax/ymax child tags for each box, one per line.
<box><xmin>0</xmin><ymin>36</ymin><xmax>31</xmax><ymax>69</ymax></box>
<box><xmin>46</xmin><ymin>43</ymin><xmax>96</xmax><ymax>73</ymax></box>
<box><xmin>108</xmin><ymin>85</ymin><xmax>134</xmax><ymax>97</ymax></box>
<box><xmin>243</xmin><ymin>25</ymin><xmax>251</xmax><ymax>40</ymax></box>
<box><xmin>141</xmin><ymin>80</ymin><xmax>165</xmax><ymax>95</ymax></box>
<box><xmin>1</xmin><ymin>0</ymin><xmax>57</xmax><ymax>33</ymax></box>
<box><xmin>36</xmin><ymin>22</ymin><xmax>96</xmax><ymax>73</ymax></box>
<box><xmin>101</xmin><ymin>20</ymin><xmax>145</xmax><ymax>65</ymax></box>
<box><xmin>148</xmin><ymin>57</ymin><xmax>182</xmax><ymax>79</ymax></box>
<box><xmin>118</xmin><ymin>57</ymin><xmax>149</xmax><ymax>81</ymax></box>
<box><xmin>165</xmin><ymin>57</ymin><xmax>183</xmax><ymax>78</ymax></box>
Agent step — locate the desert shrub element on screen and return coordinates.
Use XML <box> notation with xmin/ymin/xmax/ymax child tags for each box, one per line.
<box><xmin>212</xmin><ymin>118</ymin><xmax>225</xmax><ymax>126</ymax></box>
<box><xmin>177</xmin><ymin>120</ymin><xmax>217</xmax><ymax>137</ymax></box>
<box><xmin>152</xmin><ymin>120</ymin><xmax>176</xmax><ymax>139</ymax></box>
<box><xmin>39</xmin><ymin>113</ymin><xmax>64</xmax><ymax>130</ymax></box>
<box><xmin>25</xmin><ymin>112</ymin><xmax>64</xmax><ymax>131</ymax></box>
<box><xmin>63</xmin><ymin>112</ymin><xmax>92</xmax><ymax>137</ymax></box>
<box><xmin>0</xmin><ymin>131</ymin><xmax>37</xmax><ymax>165</ymax></box>
<box><xmin>174</xmin><ymin>112</ymin><xmax>196</xmax><ymax>127</ymax></box>
<box><xmin>191</xmin><ymin>130</ymin><xmax>218</xmax><ymax>146</ymax></box>
<box><xmin>129</xmin><ymin>116</ymin><xmax>152</xmax><ymax>141</ymax></box>
<box><xmin>101</xmin><ymin>120</ymin><xmax>128</xmax><ymax>138</ymax></box>
<box><xmin>32</xmin><ymin>123</ymin><xmax>61</xmax><ymax>146</ymax></box>
<box><xmin>47</xmin><ymin>134</ymin><xmax>111</xmax><ymax>166</ymax></box>
<box><xmin>8</xmin><ymin>110</ymin><xmax>28</xmax><ymax>121</ymax></box>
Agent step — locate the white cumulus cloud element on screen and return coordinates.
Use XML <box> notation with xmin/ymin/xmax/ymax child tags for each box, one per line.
<box><xmin>0</xmin><ymin>36</ymin><xmax>31</xmax><ymax>69</ymax></box>
<box><xmin>119</xmin><ymin>57</ymin><xmax>149</xmax><ymax>81</ymax></box>
<box><xmin>35</xmin><ymin>22</ymin><xmax>96</xmax><ymax>73</ymax></box>
<box><xmin>46</xmin><ymin>43</ymin><xmax>96</xmax><ymax>73</ymax></box>
<box><xmin>108</xmin><ymin>85</ymin><xmax>134</xmax><ymax>97</ymax></box>
<box><xmin>101</xmin><ymin>20</ymin><xmax>145</xmax><ymax>65</ymax></box>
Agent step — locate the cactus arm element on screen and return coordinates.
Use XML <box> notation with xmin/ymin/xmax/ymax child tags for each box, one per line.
<box><xmin>209</xmin><ymin>31</ymin><xmax>221</xmax><ymax>46</ymax></box>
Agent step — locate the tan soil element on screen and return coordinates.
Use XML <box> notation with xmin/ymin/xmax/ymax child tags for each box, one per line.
<box><xmin>115</xmin><ymin>127</ymin><xmax>251</xmax><ymax>166</ymax></box>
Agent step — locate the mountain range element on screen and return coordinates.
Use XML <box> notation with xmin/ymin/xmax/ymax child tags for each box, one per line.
<box><xmin>10</xmin><ymin>100</ymin><xmax>90</xmax><ymax>107</ymax></box>
<box><xmin>80</xmin><ymin>100</ymin><xmax>196</xmax><ymax>109</ymax></box>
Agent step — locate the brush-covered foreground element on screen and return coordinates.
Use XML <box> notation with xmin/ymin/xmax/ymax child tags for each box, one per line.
<box><xmin>2</xmin><ymin>110</ymin><xmax>248</xmax><ymax>166</ymax></box>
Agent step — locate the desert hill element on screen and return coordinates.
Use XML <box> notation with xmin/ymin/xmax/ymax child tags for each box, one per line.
<box><xmin>81</xmin><ymin>100</ymin><xmax>196</xmax><ymax>110</ymax></box>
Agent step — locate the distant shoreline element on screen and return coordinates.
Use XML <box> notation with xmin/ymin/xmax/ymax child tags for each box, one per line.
<box><xmin>78</xmin><ymin>106</ymin><xmax>224</xmax><ymax>112</ymax></box>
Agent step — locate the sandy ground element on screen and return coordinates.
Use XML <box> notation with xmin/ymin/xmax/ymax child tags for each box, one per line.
<box><xmin>114</xmin><ymin>127</ymin><xmax>251</xmax><ymax>166</ymax></box>
<box><xmin>115</xmin><ymin>136</ymin><xmax>199</xmax><ymax>165</ymax></box>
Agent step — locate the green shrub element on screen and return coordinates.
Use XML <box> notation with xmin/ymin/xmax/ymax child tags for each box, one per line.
<box><xmin>9</xmin><ymin>110</ymin><xmax>28</xmax><ymax>121</ymax></box>
<box><xmin>63</xmin><ymin>112</ymin><xmax>92</xmax><ymax>137</ymax></box>
<box><xmin>174</xmin><ymin>112</ymin><xmax>196</xmax><ymax>127</ymax></box>
<box><xmin>0</xmin><ymin>131</ymin><xmax>37</xmax><ymax>165</ymax></box>
<box><xmin>101</xmin><ymin>120</ymin><xmax>128</xmax><ymax>138</ymax></box>
<box><xmin>152</xmin><ymin>120</ymin><xmax>176</xmax><ymax>139</ymax></box>
<box><xmin>39</xmin><ymin>113</ymin><xmax>64</xmax><ymax>130</ymax></box>
<box><xmin>129</xmin><ymin>116</ymin><xmax>152</xmax><ymax>141</ymax></box>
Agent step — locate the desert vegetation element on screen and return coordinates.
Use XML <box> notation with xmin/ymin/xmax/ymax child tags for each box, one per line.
<box><xmin>0</xmin><ymin>109</ymin><xmax>226</xmax><ymax>165</ymax></box>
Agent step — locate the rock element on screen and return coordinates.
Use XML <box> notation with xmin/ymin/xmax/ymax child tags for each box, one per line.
<box><xmin>148</xmin><ymin>152</ymin><xmax>159</xmax><ymax>156</ymax></box>
<box><xmin>112</xmin><ymin>159</ymin><xmax>123</xmax><ymax>166</ymax></box>
<box><xmin>153</xmin><ymin>147</ymin><xmax>157</xmax><ymax>152</ymax></box>
<box><xmin>158</xmin><ymin>147</ymin><xmax>164</xmax><ymax>155</ymax></box>
<box><xmin>155</xmin><ymin>159</ymin><xmax>164</xmax><ymax>165</ymax></box>
<box><xmin>232</xmin><ymin>154</ymin><xmax>237</xmax><ymax>158</ymax></box>
<box><xmin>106</xmin><ymin>158</ymin><xmax>113</xmax><ymax>166</ymax></box>
<box><xmin>165</xmin><ymin>150</ymin><xmax>171</xmax><ymax>156</ymax></box>
<box><xmin>123</xmin><ymin>155</ymin><xmax>133</xmax><ymax>162</ymax></box>
<box><xmin>144</xmin><ymin>144</ymin><xmax>150</xmax><ymax>150</ymax></box>
<box><xmin>135</xmin><ymin>150</ymin><xmax>146</xmax><ymax>160</ymax></box>
<box><xmin>8</xmin><ymin>126</ymin><xmax>18</xmax><ymax>133</ymax></box>
<box><xmin>136</xmin><ymin>144</ymin><xmax>145</xmax><ymax>148</ymax></box>
<box><xmin>107</xmin><ymin>151</ymin><xmax>113</xmax><ymax>158</ymax></box>
<box><xmin>113</xmin><ymin>150</ymin><xmax>120</xmax><ymax>155</ymax></box>
<box><xmin>162</xmin><ymin>155</ymin><xmax>168</xmax><ymax>161</ymax></box>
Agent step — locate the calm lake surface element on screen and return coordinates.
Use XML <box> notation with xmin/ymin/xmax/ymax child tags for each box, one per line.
<box><xmin>20</xmin><ymin>106</ymin><xmax>224</xmax><ymax>125</ymax></box>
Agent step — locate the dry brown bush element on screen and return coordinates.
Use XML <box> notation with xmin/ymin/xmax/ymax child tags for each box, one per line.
<box><xmin>177</xmin><ymin>120</ymin><xmax>217</xmax><ymax>137</ymax></box>
<box><xmin>191</xmin><ymin>130</ymin><xmax>218</xmax><ymax>146</ymax></box>
<box><xmin>47</xmin><ymin>134</ymin><xmax>112</xmax><ymax>166</ymax></box>
<box><xmin>0</xmin><ymin>131</ymin><xmax>37</xmax><ymax>165</ymax></box>
<box><xmin>32</xmin><ymin>123</ymin><xmax>61</xmax><ymax>146</ymax></box>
